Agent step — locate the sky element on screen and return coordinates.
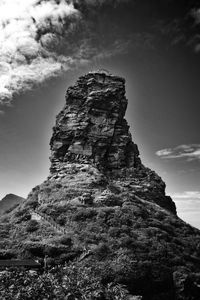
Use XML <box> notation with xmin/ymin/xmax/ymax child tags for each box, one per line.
<box><xmin>0</xmin><ymin>0</ymin><xmax>200</xmax><ymax>228</ymax></box>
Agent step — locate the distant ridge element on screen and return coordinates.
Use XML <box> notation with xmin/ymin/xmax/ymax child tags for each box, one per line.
<box><xmin>0</xmin><ymin>194</ymin><xmax>25</xmax><ymax>215</ymax></box>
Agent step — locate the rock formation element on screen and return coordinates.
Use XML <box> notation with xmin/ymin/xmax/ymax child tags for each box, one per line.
<box><xmin>3</xmin><ymin>71</ymin><xmax>200</xmax><ymax>300</ymax></box>
<box><xmin>41</xmin><ymin>71</ymin><xmax>175</xmax><ymax>213</ymax></box>
<box><xmin>50</xmin><ymin>72</ymin><xmax>140</xmax><ymax>175</ymax></box>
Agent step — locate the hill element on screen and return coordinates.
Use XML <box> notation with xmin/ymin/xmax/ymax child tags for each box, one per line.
<box><xmin>0</xmin><ymin>193</ymin><xmax>24</xmax><ymax>215</ymax></box>
<box><xmin>0</xmin><ymin>71</ymin><xmax>200</xmax><ymax>300</ymax></box>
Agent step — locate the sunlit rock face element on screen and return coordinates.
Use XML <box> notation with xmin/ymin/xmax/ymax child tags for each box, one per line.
<box><xmin>50</xmin><ymin>72</ymin><xmax>141</xmax><ymax>175</ymax></box>
<box><xmin>46</xmin><ymin>71</ymin><xmax>176</xmax><ymax>214</ymax></box>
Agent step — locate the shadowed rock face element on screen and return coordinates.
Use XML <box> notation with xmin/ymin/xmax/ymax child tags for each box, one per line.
<box><xmin>50</xmin><ymin>72</ymin><xmax>140</xmax><ymax>175</ymax></box>
<box><xmin>48</xmin><ymin>71</ymin><xmax>176</xmax><ymax>214</ymax></box>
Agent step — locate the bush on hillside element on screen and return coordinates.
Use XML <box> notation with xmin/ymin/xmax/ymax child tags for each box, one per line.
<box><xmin>94</xmin><ymin>242</ymin><xmax>110</xmax><ymax>259</ymax></box>
<box><xmin>59</xmin><ymin>235</ymin><xmax>73</xmax><ymax>247</ymax></box>
<box><xmin>44</xmin><ymin>245</ymin><xmax>69</xmax><ymax>257</ymax></box>
<box><xmin>0</xmin><ymin>250</ymin><xmax>16</xmax><ymax>259</ymax></box>
<box><xmin>26</xmin><ymin>220</ymin><xmax>39</xmax><ymax>233</ymax></box>
<box><xmin>72</xmin><ymin>208</ymin><xmax>97</xmax><ymax>221</ymax></box>
<box><xmin>108</xmin><ymin>183</ymin><xmax>121</xmax><ymax>194</ymax></box>
<box><xmin>0</xmin><ymin>263</ymin><xmax>130</xmax><ymax>300</ymax></box>
<box><xmin>22</xmin><ymin>242</ymin><xmax>45</xmax><ymax>258</ymax></box>
<box><xmin>14</xmin><ymin>208</ymin><xmax>31</xmax><ymax>223</ymax></box>
<box><xmin>24</xmin><ymin>199</ymin><xmax>38</xmax><ymax>210</ymax></box>
<box><xmin>57</xmin><ymin>214</ymin><xmax>67</xmax><ymax>226</ymax></box>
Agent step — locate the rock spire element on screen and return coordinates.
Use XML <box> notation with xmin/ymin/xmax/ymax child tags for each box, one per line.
<box><xmin>50</xmin><ymin>71</ymin><xmax>141</xmax><ymax>177</ymax></box>
<box><xmin>46</xmin><ymin>71</ymin><xmax>176</xmax><ymax>214</ymax></box>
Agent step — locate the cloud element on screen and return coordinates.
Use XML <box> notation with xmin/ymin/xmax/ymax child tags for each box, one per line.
<box><xmin>189</xmin><ymin>7</ymin><xmax>200</xmax><ymax>52</ymax></box>
<box><xmin>171</xmin><ymin>191</ymin><xmax>200</xmax><ymax>200</ymax></box>
<box><xmin>0</xmin><ymin>0</ymin><xmax>82</xmax><ymax>104</ymax></box>
<box><xmin>172</xmin><ymin>191</ymin><xmax>200</xmax><ymax>228</ymax></box>
<box><xmin>192</xmin><ymin>8</ymin><xmax>200</xmax><ymax>25</ymax></box>
<box><xmin>72</xmin><ymin>0</ymin><xmax>132</xmax><ymax>8</ymax></box>
<box><xmin>151</xmin><ymin>3</ymin><xmax>200</xmax><ymax>53</ymax></box>
<box><xmin>0</xmin><ymin>0</ymin><xmax>134</xmax><ymax>106</ymax></box>
<box><xmin>2</xmin><ymin>0</ymin><xmax>199</xmax><ymax>106</ymax></box>
<box><xmin>156</xmin><ymin>144</ymin><xmax>200</xmax><ymax>161</ymax></box>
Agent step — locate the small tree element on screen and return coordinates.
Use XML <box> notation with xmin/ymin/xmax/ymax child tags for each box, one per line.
<box><xmin>26</xmin><ymin>220</ymin><xmax>39</xmax><ymax>233</ymax></box>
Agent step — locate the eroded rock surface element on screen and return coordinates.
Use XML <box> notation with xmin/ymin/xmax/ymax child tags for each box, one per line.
<box><xmin>43</xmin><ymin>71</ymin><xmax>175</xmax><ymax>214</ymax></box>
<box><xmin>50</xmin><ymin>72</ymin><xmax>140</xmax><ymax>175</ymax></box>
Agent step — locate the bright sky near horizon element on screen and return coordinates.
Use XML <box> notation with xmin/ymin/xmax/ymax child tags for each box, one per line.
<box><xmin>0</xmin><ymin>0</ymin><xmax>200</xmax><ymax>228</ymax></box>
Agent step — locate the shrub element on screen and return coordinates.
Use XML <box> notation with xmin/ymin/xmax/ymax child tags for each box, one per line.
<box><xmin>95</xmin><ymin>242</ymin><xmax>110</xmax><ymax>259</ymax></box>
<box><xmin>44</xmin><ymin>245</ymin><xmax>59</xmax><ymax>257</ymax></box>
<box><xmin>23</xmin><ymin>242</ymin><xmax>44</xmax><ymax>257</ymax></box>
<box><xmin>57</xmin><ymin>215</ymin><xmax>66</xmax><ymax>226</ymax></box>
<box><xmin>24</xmin><ymin>199</ymin><xmax>38</xmax><ymax>210</ymax></box>
<box><xmin>0</xmin><ymin>250</ymin><xmax>16</xmax><ymax>259</ymax></box>
<box><xmin>14</xmin><ymin>208</ymin><xmax>32</xmax><ymax>223</ymax></box>
<box><xmin>109</xmin><ymin>227</ymin><xmax>121</xmax><ymax>238</ymax></box>
<box><xmin>58</xmin><ymin>251</ymin><xmax>79</xmax><ymax>263</ymax></box>
<box><xmin>72</xmin><ymin>208</ymin><xmax>97</xmax><ymax>221</ymax></box>
<box><xmin>15</xmin><ymin>208</ymin><xmax>28</xmax><ymax>218</ymax></box>
<box><xmin>44</xmin><ymin>245</ymin><xmax>66</xmax><ymax>257</ymax></box>
<box><xmin>108</xmin><ymin>183</ymin><xmax>121</xmax><ymax>194</ymax></box>
<box><xmin>26</xmin><ymin>220</ymin><xmax>39</xmax><ymax>233</ymax></box>
<box><xmin>105</xmin><ymin>283</ymin><xmax>130</xmax><ymax>299</ymax></box>
<box><xmin>55</xmin><ymin>183</ymin><xmax>62</xmax><ymax>189</ymax></box>
<box><xmin>59</xmin><ymin>235</ymin><xmax>73</xmax><ymax>247</ymax></box>
<box><xmin>99</xmin><ymin>207</ymin><xmax>115</xmax><ymax>215</ymax></box>
<box><xmin>98</xmin><ymin>194</ymin><xmax>122</xmax><ymax>207</ymax></box>
<box><xmin>119</xmin><ymin>236</ymin><xmax>134</xmax><ymax>248</ymax></box>
<box><xmin>106</xmin><ymin>194</ymin><xmax>122</xmax><ymax>206</ymax></box>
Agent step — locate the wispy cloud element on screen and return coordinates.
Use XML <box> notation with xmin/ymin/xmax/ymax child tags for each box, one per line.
<box><xmin>190</xmin><ymin>7</ymin><xmax>200</xmax><ymax>53</ymax></box>
<box><xmin>171</xmin><ymin>191</ymin><xmax>200</xmax><ymax>200</ymax></box>
<box><xmin>153</xmin><ymin>4</ymin><xmax>200</xmax><ymax>54</ymax></box>
<box><xmin>156</xmin><ymin>144</ymin><xmax>200</xmax><ymax>161</ymax></box>
<box><xmin>192</xmin><ymin>8</ymin><xmax>200</xmax><ymax>25</ymax></box>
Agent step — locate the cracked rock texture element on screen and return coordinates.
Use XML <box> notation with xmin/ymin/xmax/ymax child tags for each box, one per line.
<box><xmin>31</xmin><ymin>71</ymin><xmax>176</xmax><ymax>214</ymax></box>
<box><xmin>50</xmin><ymin>72</ymin><xmax>140</xmax><ymax>175</ymax></box>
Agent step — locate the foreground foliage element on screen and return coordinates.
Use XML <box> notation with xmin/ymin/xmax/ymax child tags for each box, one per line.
<box><xmin>0</xmin><ymin>264</ymin><xmax>130</xmax><ymax>300</ymax></box>
<box><xmin>1</xmin><ymin>188</ymin><xmax>200</xmax><ymax>299</ymax></box>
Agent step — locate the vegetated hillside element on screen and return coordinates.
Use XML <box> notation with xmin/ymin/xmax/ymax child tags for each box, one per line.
<box><xmin>0</xmin><ymin>193</ymin><xmax>24</xmax><ymax>215</ymax></box>
<box><xmin>0</xmin><ymin>72</ymin><xmax>200</xmax><ymax>300</ymax></box>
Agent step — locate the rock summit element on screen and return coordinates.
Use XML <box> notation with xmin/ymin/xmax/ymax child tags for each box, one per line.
<box><xmin>46</xmin><ymin>71</ymin><xmax>176</xmax><ymax>213</ymax></box>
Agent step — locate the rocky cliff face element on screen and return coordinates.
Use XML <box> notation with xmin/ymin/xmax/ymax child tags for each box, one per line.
<box><xmin>44</xmin><ymin>71</ymin><xmax>175</xmax><ymax>214</ymax></box>
<box><xmin>50</xmin><ymin>72</ymin><xmax>140</xmax><ymax>175</ymax></box>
